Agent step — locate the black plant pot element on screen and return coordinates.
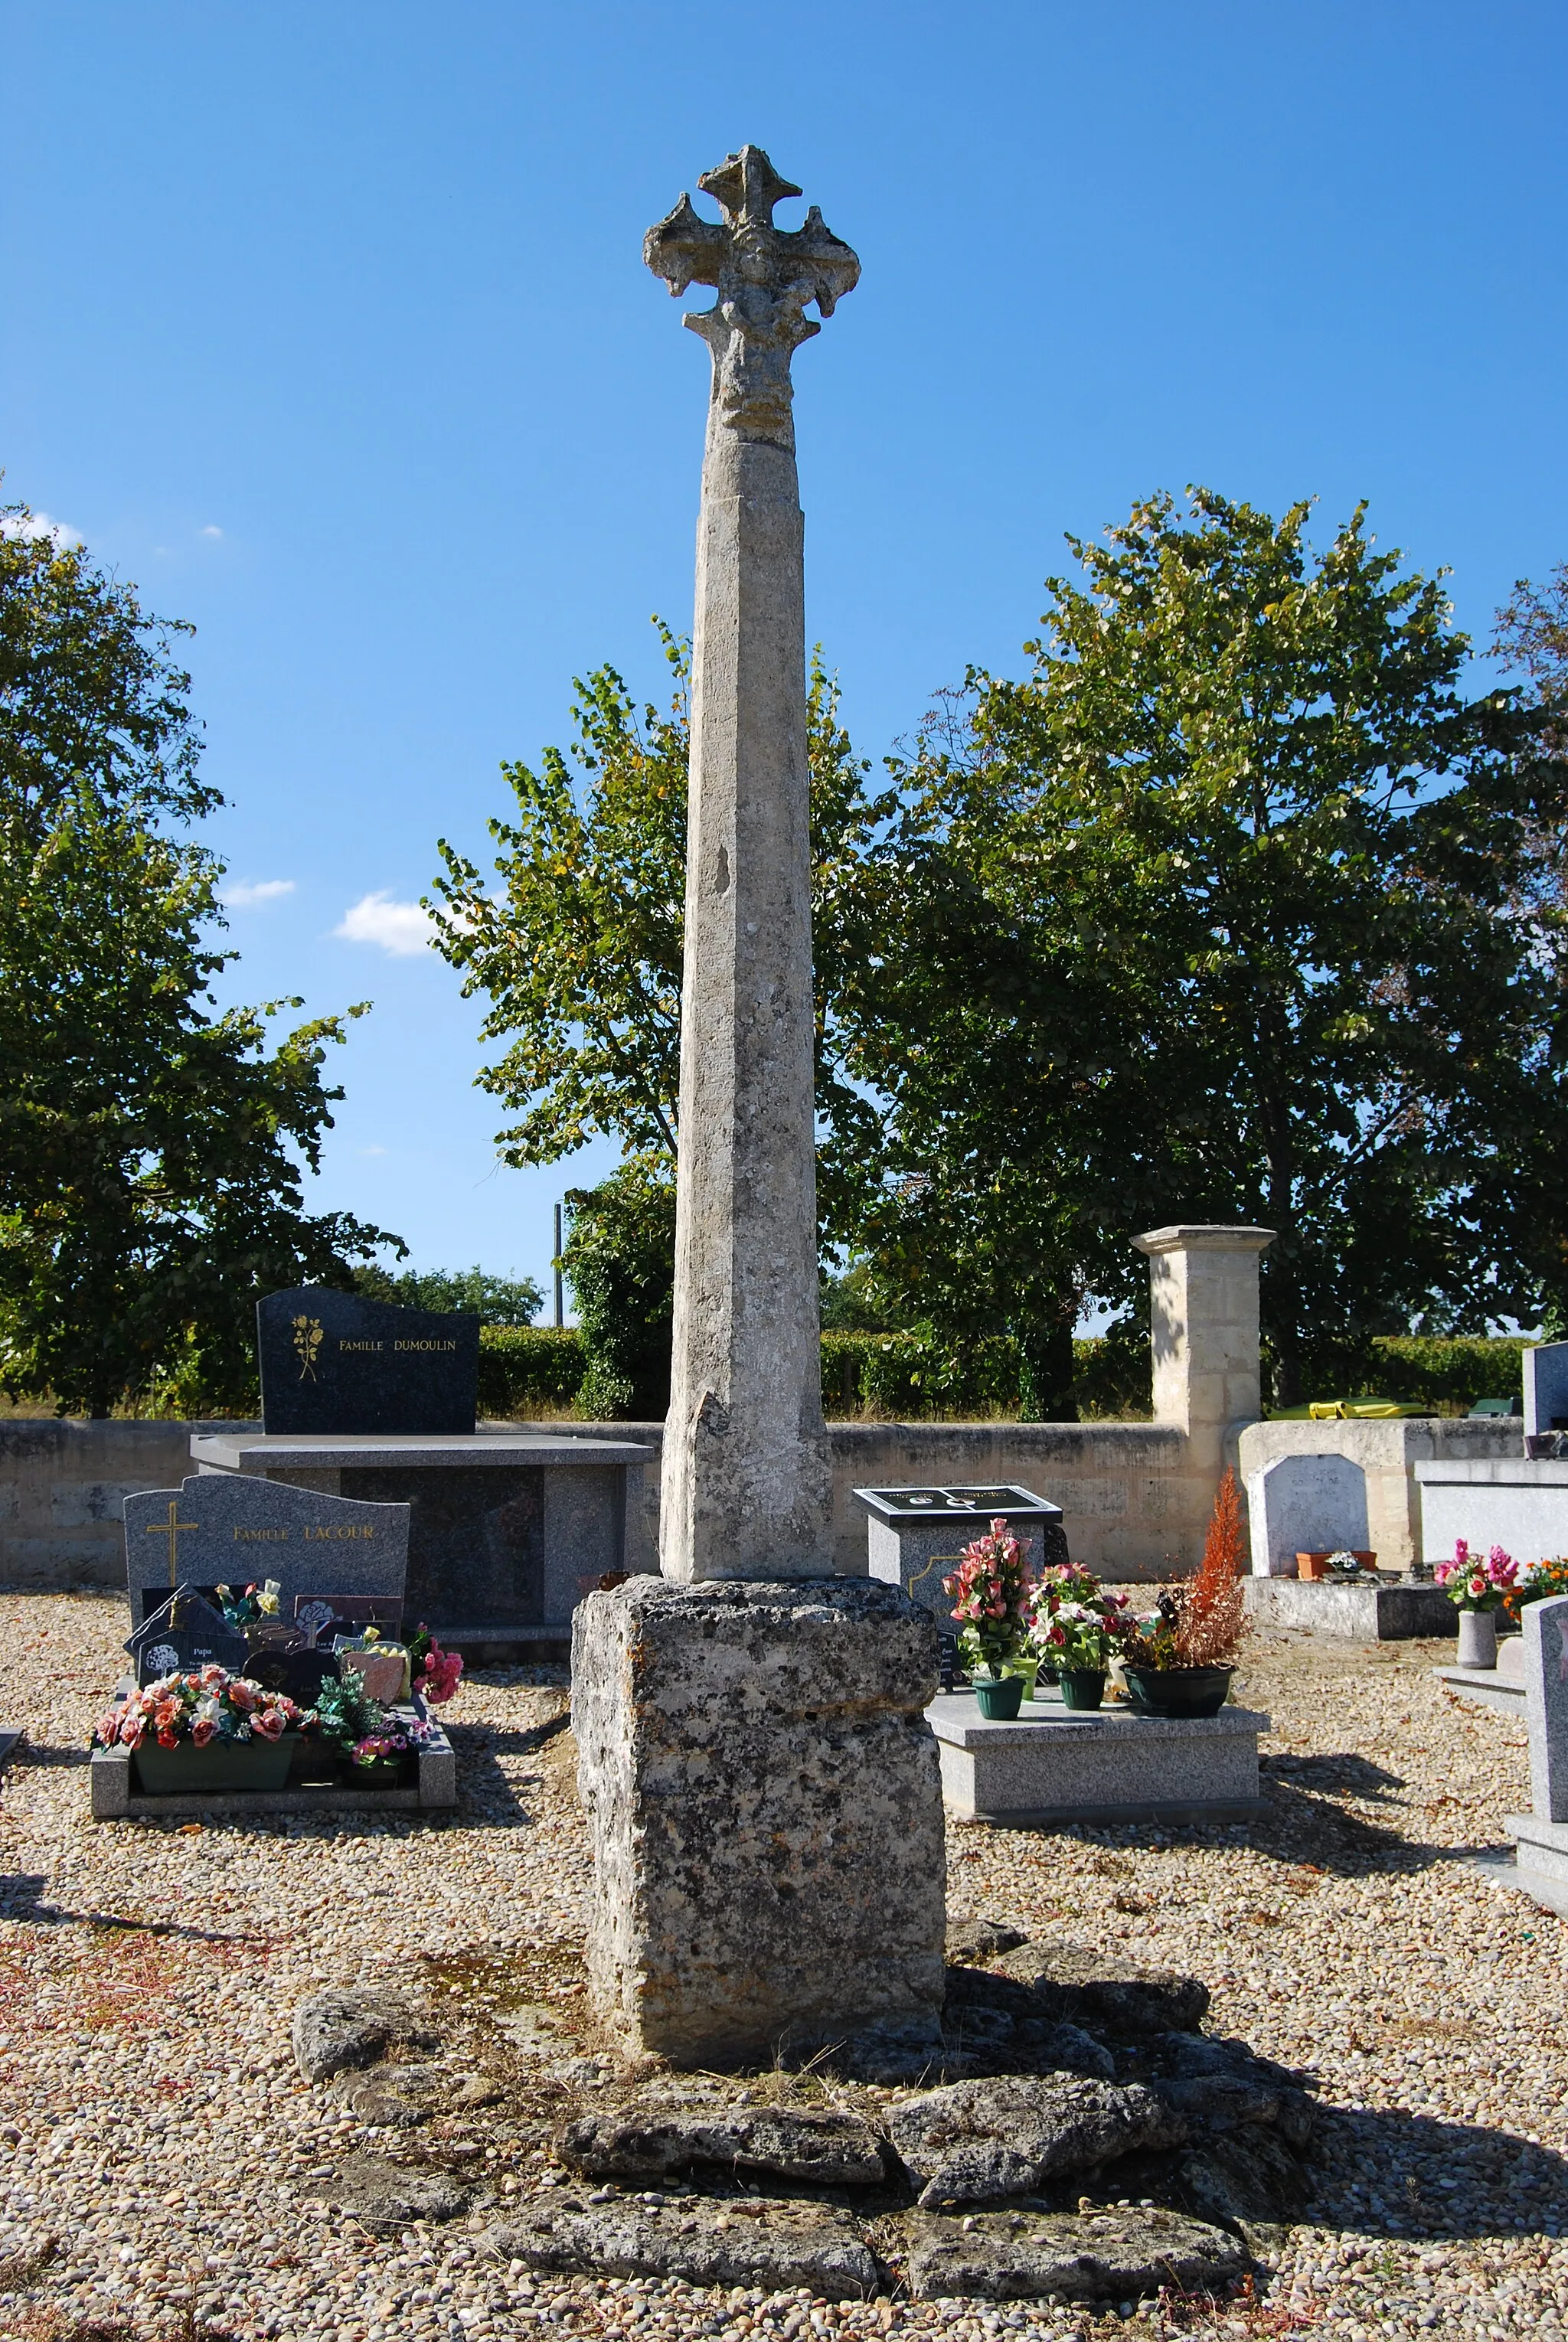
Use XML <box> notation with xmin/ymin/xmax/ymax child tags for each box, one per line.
<box><xmin>1122</xmin><ymin>1664</ymin><xmax>1233</xmax><ymax>1720</ymax></box>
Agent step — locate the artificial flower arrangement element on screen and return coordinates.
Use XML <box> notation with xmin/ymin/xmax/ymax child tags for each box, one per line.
<box><xmin>95</xmin><ymin>1665</ymin><xmax>300</xmax><ymax>1753</ymax></box>
<box><xmin>942</xmin><ymin>1519</ymin><xmax>1033</xmax><ymax>1681</ymax></box>
<box><xmin>1027</xmin><ymin>1563</ymin><xmax>1135</xmax><ymax>1674</ymax></box>
<box><xmin>305</xmin><ymin>1669</ymin><xmax>433</xmax><ymax>1769</ymax></box>
<box><xmin>1505</xmin><ymin>1556</ymin><xmax>1568</xmax><ymax>1623</ymax></box>
<box><xmin>1121</xmin><ymin>1468</ymin><xmax>1249</xmax><ymax>1693</ymax></box>
<box><xmin>1434</xmin><ymin>1539</ymin><xmax>1517</xmax><ymax>1612</ymax></box>
<box><xmin>408</xmin><ymin>1624</ymin><xmax>463</xmax><ymax>1703</ymax></box>
<box><xmin>214</xmin><ymin>1579</ymin><xmax>283</xmax><ymax>1632</ymax></box>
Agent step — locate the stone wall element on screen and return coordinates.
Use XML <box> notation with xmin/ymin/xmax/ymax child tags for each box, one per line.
<box><xmin>1238</xmin><ymin>1416</ymin><xmax>1523</xmax><ymax>1576</ymax></box>
<box><xmin>0</xmin><ymin>1229</ymin><xmax>1282</xmax><ymax>1596</ymax></box>
<box><xmin>0</xmin><ymin>1419</ymin><xmax>257</xmax><ymax>1592</ymax></box>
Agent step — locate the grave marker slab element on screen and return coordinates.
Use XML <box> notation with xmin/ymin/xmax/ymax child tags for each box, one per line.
<box><xmin>1525</xmin><ymin>1341</ymin><xmax>1568</xmax><ymax>1439</ymax></box>
<box><xmin>256</xmin><ymin>1286</ymin><xmax>479</xmax><ymax>1436</ymax></box>
<box><xmin>125</xmin><ymin>1588</ymin><xmax>249</xmax><ymax>1686</ymax></box>
<box><xmin>123</xmin><ymin>1474</ymin><xmax>409</xmax><ymax>1623</ymax></box>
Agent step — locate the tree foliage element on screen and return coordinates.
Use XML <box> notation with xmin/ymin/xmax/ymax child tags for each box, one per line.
<box><xmin>351</xmin><ymin>1262</ymin><xmax>544</xmax><ymax>1325</ymax></box>
<box><xmin>835</xmin><ymin>490</ymin><xmax>1568</xmax><ymax>1406</ymax></box>
<box><xmin>560</xmin><ymin>1164</ymin><xmax>677</xmax><ymax>1420</ymax></box>
<box><xmin>427</xmin><ymin>621</ymin><xmax>890</xmax><ymax>1231</ymax></box>
<box><xmin>0</xmin><ymin>500</ymin><xmax>397</xmax><ymax>1416</ymax></box>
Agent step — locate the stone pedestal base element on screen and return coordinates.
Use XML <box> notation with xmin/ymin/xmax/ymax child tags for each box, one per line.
<box><xmin>927</xmin><ymin>1691</ymin><xmax>1268</xmax><ymax>1824</ymax></box>
<box><xmin>1242</xmin><ymin>1576</ymin><xmax>1455</xmax><ymax>1641</ymax></box>
<box><xmin>572</xmin><ymin>1577</ymin><xmax>946</xmax><ymax>2066</ymax></box>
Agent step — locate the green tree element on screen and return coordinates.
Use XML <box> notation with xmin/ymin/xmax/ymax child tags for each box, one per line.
<box><xmin>427</xmin><ymin>621</ymin><xmax>890</xmax><ymax>1231</ymax></box>
<box><xmin>351</xmin><ymin>1262</ymin><xmax>544</xmax><ymax>1324</ymax></box>
<box><xmin>0</xmin><ymin>500</ymin><xmax>398</xmax><ymax>1416</ymax></box>
<box><xmin>560</xmin><ymin>1164</ymin><xmax>677</xmax><ymax>1419</ymax></box>
<box><xmin>844</xmin><ymin>491</ymin><xmax>1568</xmax><ymax>1407</ymax></box>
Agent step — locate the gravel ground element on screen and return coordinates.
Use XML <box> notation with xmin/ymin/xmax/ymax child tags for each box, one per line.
<box><xmin>0</xmin><ymin>1593</ymin><xmax>1563</xmax><ymax>2342</ymax></box>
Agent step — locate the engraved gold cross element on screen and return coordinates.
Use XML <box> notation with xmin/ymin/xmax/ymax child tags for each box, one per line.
<box><xmin>145</xmin><ymin>1499</ymin><xmax>200</xmax><ymax>1586</ymax></box>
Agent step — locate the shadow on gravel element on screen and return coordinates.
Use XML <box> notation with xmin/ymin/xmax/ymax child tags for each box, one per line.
<box><xmin>1307</xmin><ymin>2100</ymin><xmax>1568</xmax><ymax>2242</ymax></box>
<box><xmin>446</xmin><ymin>1714</ymin><xmax>570</xmax><ymax>1828</ymax></box>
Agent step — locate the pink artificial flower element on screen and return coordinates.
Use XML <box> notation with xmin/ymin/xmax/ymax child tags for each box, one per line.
<box><xmin>200</xmin><ymin>1664</ymin><xmax>226</xmax><ymax>1687</ymax></box>
<box><xmin>153</xmin><ymin>1700</ymin><xmax>180</xmax><ymax>1733</ymax></box>
<box><xmin>227</xmin><ymin>1679</ymin><xmax>257</xmax><ymax>1713</ymax></box>
<box><xmin>191</xmin><ymin>1717</ymin><xmax>216</xmax><ymax>1748</ymax></box>
<box><xmin>156</xmin><ymin>1728</ymin><xmax>178</xmax><ymax>1750</ymax></box>
<box><xmin>1455</xmin><ymin>1540</ymin><xmax>1471</xmax><ymax>1566</ymax></box>
<box><xmin>251</xmin><ymin>1709</ymin><xmax>284</xmax><ymax>1742</ymax></box>
<box><xmin>96</xmin><ymin>1710</ymin><xmax>122</xmax><ymax>1747</ymax></box>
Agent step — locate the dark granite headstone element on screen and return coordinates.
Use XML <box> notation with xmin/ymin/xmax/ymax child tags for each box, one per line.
<box><xmin>125</xmin><ymin>1588</ymin><xmax>249</xmax><ymax>1686</ymax></box>
<box><xmin>256</xmin><ymin>1287</ymin><xmax>479</xmax><ymax>1436</ymax></box>
<box><xmin>123</xmin><ymin>1474</ymin><xmax>409</xmax><ymax>1623</ymax></box>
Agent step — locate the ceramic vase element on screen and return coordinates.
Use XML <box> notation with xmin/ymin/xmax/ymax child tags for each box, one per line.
<box><xmin>1457</xmin><ymin>1609</ymin><xmax>1498</xmax><ymax>1670</ymax></box>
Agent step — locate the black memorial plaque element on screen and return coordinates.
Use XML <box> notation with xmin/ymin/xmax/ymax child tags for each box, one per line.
<box><xmin>257</xmin><ymin>1287</ymin><xmax>480</xmax><ymax>1436</ymax></box>
<box><xmin>125</xmin><ymin>1587</ymin><xmax>249</xmax><ymax>1687</ymax></box>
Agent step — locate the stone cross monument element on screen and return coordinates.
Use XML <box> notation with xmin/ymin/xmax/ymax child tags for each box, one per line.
<box><xmin>645</xmin><ymin>147</ymin><xmax>857</xmax><ymax>1585</ymax></box>
<box><xmin>571</xmin><ymin>149</ymin><xmax>945</xmax><ymax>2069</ymax></box>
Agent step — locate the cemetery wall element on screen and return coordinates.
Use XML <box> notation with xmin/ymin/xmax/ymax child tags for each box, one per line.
<box><xmin>541</xmin><ymin>1418</ymin><xmax>1204</xmax><ymax>1583</ymax></box>
<box><xmin>0</xmin><ymin>1419</ymin><xmax>258</xmax><ymax>1592</ymax></box>
<box><xmin>0</xmin><ymin>1413</ymin><xmax>1206</xmax><ymax>1591</ymax></box>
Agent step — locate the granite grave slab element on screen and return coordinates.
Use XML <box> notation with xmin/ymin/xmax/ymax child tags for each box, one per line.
<box><xmin>1525</xmin><ymin>1341</ymin><xmax>1568</xmax><ymax>1438</ymax></box>
<box><xmin>257</xmin><ymin>1286</ymin><xmax>479</xmax><ymax>1437</ymax></box>
<box><xmin>191</xmin><ymin>1431</ymin><xmax>649</xmax><ymax>1642</ymax></box>
<box><xmin>123</xmin><ymin>1473</ymin><xmax>409</xmax><ymax>1623</ymax></box>
<box><xmin>1488</xmin><ymin>1596</ymin><xmax>1568</xmax><ymax>1918</ymax></box>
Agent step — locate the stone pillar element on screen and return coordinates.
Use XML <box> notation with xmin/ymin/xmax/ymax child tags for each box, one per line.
<box><xmin>1133</xmin><ymin>1225</ymin><xmax>1275</xmax><ymax>1458</ymax></box>
<box><xmin>572</xmin><ymin>149</ymin><xmax>946</xmax><ymax>2069</ymax></box>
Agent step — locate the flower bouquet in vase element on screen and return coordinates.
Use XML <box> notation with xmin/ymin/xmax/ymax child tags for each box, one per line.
<box><xmin>943</xmin><ymin>1520</ymin><xmax>1033</xmax><ymax>1718</ymax></box>
<box><xmin>1122</xmin><ymin>1468</ymin><xmax>1250</xmax><ymax>1718</ymax></box>
<box><xmin>96</xmin><ymin>1667</ymin><xmax>302</xmax><ymax>1795</ymax></box>
<box><xmin>1028</xmin><ymin>1565</ymin><xmax>1136</xmax><ymax>1710</ymax></box>
<box><xmin>1436</xmin><ymin>1540</ymin><xmax>1517</xmax><ymax>1669</ymax></box>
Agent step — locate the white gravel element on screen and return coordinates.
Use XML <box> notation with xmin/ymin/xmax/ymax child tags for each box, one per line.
<box><xmin>0</xmin><ymin>1593</ymin><xmax>1563</xmax><ymax>2342</ymax></box>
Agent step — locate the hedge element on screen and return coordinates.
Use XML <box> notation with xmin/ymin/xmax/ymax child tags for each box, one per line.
<box><xmin>475</xmin><ymin>1325</ymin><xmax>1528</xmax><ymax>1422</ymax></box>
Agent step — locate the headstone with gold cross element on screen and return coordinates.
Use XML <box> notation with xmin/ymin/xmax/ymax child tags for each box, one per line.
<box><xmin>122</xmin><ymin>1473</ymin><xmax>409</xmax><ymax>1625</ymax></box>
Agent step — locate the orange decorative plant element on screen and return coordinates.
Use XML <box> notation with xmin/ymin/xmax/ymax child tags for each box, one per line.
<box><xmin>1174</xmin><ymin>1465</ymin><xmax>1250</xmax><ymax>1667</ymax></box>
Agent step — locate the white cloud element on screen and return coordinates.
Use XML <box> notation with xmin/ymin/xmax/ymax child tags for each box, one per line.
<box><xmin>201</xmin><ymin>524</ymin><xmax>222</xmax><ymax>539</ymax></box>
<box><xmin>222</xmin><ymin>877</ymin><xmax>296</xmax><ymax>909</ymax></box>
<box><xmin>1</xmin><ymin>509</ymin><xmax>80</xmax><ymax>547</ymax></box>
<box><xmin>359</xmin><ymin>1144</ymin><xmax>389</xmax><ymax>1158</ymax></box>
<box><xmin>334</xmin><ymin>891</ymin><xmax>436</xmax><ymax>956</ymax></box>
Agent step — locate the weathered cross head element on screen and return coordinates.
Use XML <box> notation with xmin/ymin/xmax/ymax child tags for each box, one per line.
<box><xmin>645</xmin><ymin>145</ymin><xmax>859</xmax><ymax>445</ymax></box>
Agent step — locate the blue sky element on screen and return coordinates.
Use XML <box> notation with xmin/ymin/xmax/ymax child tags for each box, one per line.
<box><xmin>4</xmin><ymin>2</ymin><xmax>1566</xmax><ymax>1310</ymax></box>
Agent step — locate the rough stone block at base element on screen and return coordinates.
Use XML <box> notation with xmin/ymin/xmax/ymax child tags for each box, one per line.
<box><xmin>572</xmin><ymin>1576</ymin><xmax>946</xmax><ymax>2066</ymax></box>
<box><xmin>928</xmin><ymin>1694</ymin><xmax>1269</xmax><ymax>1824</ymax></box>
<box><xmin>1243</xmin><ymin>1577</ymin><xmax>1455</xmax><ymax>1641</ymax></box>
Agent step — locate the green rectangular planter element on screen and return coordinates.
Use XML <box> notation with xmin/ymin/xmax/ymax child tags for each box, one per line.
<box><xmin>132</xmin><ymin>1731</ymin><xmax>301</xmax><ymax>1797</ymax></box>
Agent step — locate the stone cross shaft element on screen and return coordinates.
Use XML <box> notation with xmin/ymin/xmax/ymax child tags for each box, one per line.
<box><xmin>646</xmin><ymin>148</ymin><xmax>859</xmax><ymax>1583</ymax></box>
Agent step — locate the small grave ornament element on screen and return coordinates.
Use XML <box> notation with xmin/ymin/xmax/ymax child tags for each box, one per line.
<box><xmin>243</xmin><ymin>1618</ymin><xmax>340</xmax><ymax>1704</ymax></box>
<box><xmin>124</xmin><ymin>1588</ymin><xmax>249</xmax><ymax>1687</ymax></box>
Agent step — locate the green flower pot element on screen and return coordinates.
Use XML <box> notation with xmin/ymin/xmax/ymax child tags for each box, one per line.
<box><xmin>972</xmin><ymin>1675</ymin><xmax>1024</xmax><ymax>1720</ymax></box>
<box><xmin>1122</xmin><ymin>1664</ymin><xmax>1233</xmax><ymax>1720</ymax></box>
<box><xmin>1060</xmin><ymin>1668</ymin><xmax>1106</xmax><ymax>1711</ymax></box>
<box><xmin>132</xmin><ymin>1730</ymin><xmax>300</xmax><ymax>1797</ymax></box>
